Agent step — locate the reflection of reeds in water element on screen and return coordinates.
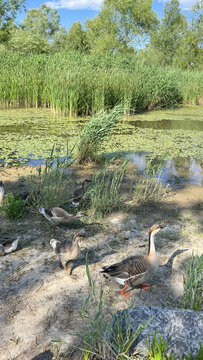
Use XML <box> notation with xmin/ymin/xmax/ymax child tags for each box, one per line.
<box><xmin>0</xmin><ymin>52</ymin><xmax>203</xmax><ymax>115</ymax></box>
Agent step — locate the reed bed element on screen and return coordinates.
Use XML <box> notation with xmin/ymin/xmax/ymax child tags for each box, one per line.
<box><xmin>0</xmin><ymin>52</ymin><xmax>203</xmax><ymax>116</ymax></box>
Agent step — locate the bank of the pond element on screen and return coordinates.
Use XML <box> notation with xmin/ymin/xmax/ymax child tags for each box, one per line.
<box><xmin>0</xmin><ymin>52</ymin><xmax>203</xmax><ymax>116</ymax></box>
<box><xmin>0</xmin><ymin>161</ymin><xmax>202</xmax><ymax>360</ymax></box>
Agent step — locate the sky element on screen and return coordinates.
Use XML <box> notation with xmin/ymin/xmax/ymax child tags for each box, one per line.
<box><xmin>16</xmin><ymin>0</ymin><xmax>197</xmax><ymax>30</ymax></box>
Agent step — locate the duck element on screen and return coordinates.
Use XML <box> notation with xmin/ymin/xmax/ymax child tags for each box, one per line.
<box><xmin>0</xmin><ymin>238</ymin><xmax>19</xmax><ymax>256</ymax></box>
<box><xmin>72</xmin><ymin>179</ymin><xmax>91</xmax><ymax>207</ymax></box>
<box><xmin>101</xmin><ymin>223</ymin><xmax>165</xmax><ymax>298</ymax></box>
<box><xmin>0</xmin><ymin>180</ymin><xmax>5</xmax><ymax>205</ymax></box>
<box><xmin>201</xmin><ymin>162</ymin><xmax>203</xmax><ymax>169</ymax></box>
<box><xmin>50</xmin><ymin>230</ymin><xmax>86</xmax><ymax>278</ymax></box>
<box><xmin>39</xmin><ymin>207</ymin><xmax>88</xmax><ymax>230</ymax></box>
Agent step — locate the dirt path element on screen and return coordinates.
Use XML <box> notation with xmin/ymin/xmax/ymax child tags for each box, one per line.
<box><xmin>0</xmin><ymin>167</ymin><xmax>202</xmax><ymax>360</ymax></box>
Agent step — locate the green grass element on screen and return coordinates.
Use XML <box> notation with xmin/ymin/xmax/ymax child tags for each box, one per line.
<box><xmin>134</xmin><ymin>156</ymin><xmax>167</xmax><ymax>205</ymax></box>
<box><xmin>88</xmin><ymin>158</ymin><xmax>128</xmax><ymax>215</ymax></box>
<box><xmin>26</xmin><ymin>146</ymin><xmax>74</xmax><ymax>212</ymax></box>
<box><xmin>183</xmin><ymin>254</ymin><xmax>203</xmax><ymax>311</ymax></box>
<box><xmin>76</xmin><ymin>104</ymin><xmax>125</xmax><ymax>163</ymax></box>
<box><xmin>0</xmin><ymin>52</ymin><xmax>203</xmax><ymax>116</ymax></box>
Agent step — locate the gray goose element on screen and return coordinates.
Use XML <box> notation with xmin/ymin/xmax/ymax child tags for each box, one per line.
<box><xmin>0</xmin><ymin>238</ymin><xmax>19</xmax><ymax>256</ymax></box>
<box><xmin>39</xmin><ymin>207</ymin><xmax>87</xmax><ymax>229</ymax></box>
<box><xmin>101</xmin><ymin>224</ymin><xmax>165</xmax><ymax>298</ymax></box>
<box><xmin>50</xmin><ymin>231</ymin><xmax>85</xmax><ymax>278</ymax></box>
<box><xmin>72</xmin><ymin>179</ymin><xmax>91</xmax><ymax>207</ymax></box>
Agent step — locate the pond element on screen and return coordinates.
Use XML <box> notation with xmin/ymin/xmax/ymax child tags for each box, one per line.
<box><xmin>0</xmin><ymin>106</ymin><xmax>203</xmax><ymax>186</ymax></box>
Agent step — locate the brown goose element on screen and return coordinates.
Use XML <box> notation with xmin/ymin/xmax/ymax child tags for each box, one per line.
<box><xmin>0</xmin><ymin>238</ymin><xmax>19</xmax><ymax>256</ymax></box>
<box><xmin>50</xmin><ymin>231</ymin><xmax>85</xmax><ymax>278</ymax></box>
<box><xmin>72</xmin><ymin>179</ymin><xmax>91</xmax><ymax>207</ymax></box>
<box><xmin>39</xmin><ymin>207</ymin><xmax>87</xmax><ymax>227</ymax></box>
<box><xmin>101</xmin><ymin>224</ymin><xmax>165</xmax><ymax>298</ymax></box>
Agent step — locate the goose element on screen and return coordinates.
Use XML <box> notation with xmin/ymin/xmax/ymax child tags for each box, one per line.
<box><xmin>0</xmin><ymin>180</ymin><xmax>5</xmax><ymax>205</ymax></box>
<box><xmin>50</xmin><ymin>230</ymin><xmax>86</xmax><ymax>277</ymax></box>
<box><xmin>101</xmin><ymin>224</ymin><xmax>165</xmax><ymax>298</ymax></box>
<box><xmin>0</xmin><ymin>238</ymin><xmax>19</xmax><ymax>256</ymax></box>
<box><xmin>72</xmin><ymin>179</ymin><xmax>91</xmax><ymax>207</ymax></box>
<box><xmin>39</xmin><ymin>207</ymin><xmax>88</xmax><ymax>228</ymax></box>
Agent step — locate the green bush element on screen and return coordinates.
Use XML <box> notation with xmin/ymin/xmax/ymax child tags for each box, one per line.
<box><xmin>1</xmin><ymin>193</ymin><xmax>26</xmax><ymax>220</ymax></box>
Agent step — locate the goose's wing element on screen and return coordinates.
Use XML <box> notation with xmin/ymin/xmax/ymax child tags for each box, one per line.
<box><xmin>3</xmin><ymin>239</ymin><xmax>19</xmax><ymax>253</ymax></box>
<box><xmin>101</xmin><ymin>255</ymin><xmax>150</xmax><ymax>280</ymax></box>
<box><xmin>73</xmin><ymin>187</ymin><xmax>83</xmax><ymax>200</ymax></box>
<box><xmin>51</xmin><ymin>207</ymin><xmax>70</xmax><ymax>218</ymax></box>
<box><xmin>58</xmin><ymin>240</ymin><xmax>72</xmax><ymax>253</ymax></box>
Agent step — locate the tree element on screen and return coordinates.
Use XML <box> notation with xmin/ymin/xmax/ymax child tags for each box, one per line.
<box><xmin>66</xmin><ymin>21</ymin><xmax>88</xmax><ymax>52</ymax></box>
<box><xmin>23</xmin><ymin>4</ymin><xmax>60</xmax><ymax>40</ymax></box>
<box><xmin>85</xmin><ymin>7</ymin><xmax>122</xmax><ymax>54</ymax></box>
<box><xmin>85</xmin><ymin>0</ymin><xmax>158</xmax><ymax>54</ymax></box>
<box><xmin>7</xmin><ymin>28</ymin><xmax>50</xmax><ymax>53</ymax></box>
<box><xmin>0</xmin><ymin>0</ymin><xmax>26</xmax><ymax>43</ymax></box>
<box><xmin>149</xmin><ymin>0</ymin><xmax>187</xmax><ymax>66</ymax></box>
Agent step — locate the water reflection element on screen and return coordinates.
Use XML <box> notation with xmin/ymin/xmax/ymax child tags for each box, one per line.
<box><xmin>127</xmin><ymin>119</ymin><xmax>203</xmax><ymax>131</ymax></box>
<box><xmin>130</xmin><ymin>153</ymin><xmax>203</xmax><ymax>187</ymax></box>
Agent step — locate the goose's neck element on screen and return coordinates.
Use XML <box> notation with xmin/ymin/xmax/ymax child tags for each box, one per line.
<box><xmin>148</xmin><ymin>231</ymin><xmax>156</xmax><ymax>256</ymax></box>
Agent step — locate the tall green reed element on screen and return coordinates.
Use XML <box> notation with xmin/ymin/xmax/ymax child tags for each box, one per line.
<box><xmin>75</xmin><ymin>104</ymin><xmax>125</xmax><ymax>163</ymax></box>
<box><xmin>1</xmin><ymin>52</ymin><xmax>203</xmax><ymax>116</ymax></box>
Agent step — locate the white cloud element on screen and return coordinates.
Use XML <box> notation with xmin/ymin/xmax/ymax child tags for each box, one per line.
<box><xmin>45</xmin><ymin>0</ymin><xmax>103</xmax><ymax>11</ymax></box>
<box><xmin>159</xmin><ymin>0</ymin><xmax>196</xmax><ymax>10</ymax></box>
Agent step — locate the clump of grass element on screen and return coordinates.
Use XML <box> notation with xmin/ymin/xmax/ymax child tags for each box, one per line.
<box><xmin>183</xmin><ymin>254</ymin><xmax>203</xmax><ymax>311</ymax></box>
<box><xmin>147</xmin><ymin>332</ymin><xmax>175</xmax><ymax>359</ymax></box>
<box><xmin>0</xmin><ymin>193</ymin><xmax>26</xmax><ymax>220</ymax></box>
<box><xmin>75</xmin><ymin>104</ymin><xmax>125</xmax><ymax>164</ymax></box>
<box><xmin>147</xmin><ymin>333</ymin><xmax>203</xmax><ymax>359</ymax></box>
<box><xmin>88</xmin><ymin>159</ymin><xmax>128</xmax><ymax>216</ymax></box>
<box><xmin>27</xmin><ymin>146</ymin><xmax>73</xmax><ymax>211</ymax></box>
<box><xmin>134</xmin><ymin>156</ymin><xmax>167</xmax><ymax>205</ymax></box>
<box><xmin>76</xmin><ymin>255</ymin><xmax>148</xmax><ymax>359</ymax></box>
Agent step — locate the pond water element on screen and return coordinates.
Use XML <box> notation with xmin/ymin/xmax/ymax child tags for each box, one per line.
<box><xmin>0</xmin><ymin>106</ymin><xmax>203</xmax><ymax>186</ymax></box>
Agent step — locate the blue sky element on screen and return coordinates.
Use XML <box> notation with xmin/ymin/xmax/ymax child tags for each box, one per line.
<box><xmin>16</xmin><ymin>0</ymin><xmax>196</xmax><ymax>30</ymax></box>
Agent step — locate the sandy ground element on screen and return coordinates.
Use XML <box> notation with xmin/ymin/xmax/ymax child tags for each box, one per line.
<box><xmin>0</xmin><ymin>166</ymin><xmax>203</xmax><ymax>360</ymax></box>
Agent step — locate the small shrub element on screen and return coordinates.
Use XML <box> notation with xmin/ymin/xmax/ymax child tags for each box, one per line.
<box><xmin>183</xmin><ymin>254</ymin><xmax>203</xmax><ymax>311</ymax></box>
<box><xmin>76</xmin><ymin>104</ymin><xmax>125</xmax><ymax>164</ymax></box>
<box><xmin>89</xmin><ymin>159</ymin><xmax>128</xmax><ymax>215</ymax></box>
<box><xmin>134</xmin><ymin>156</ymin><xmax>166</xmax><ymax>205</ymax></box>
<box><xmin>1</xmin><ymin>193</ymin><xmax>26</xmax><ymax>220</ymax></box>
